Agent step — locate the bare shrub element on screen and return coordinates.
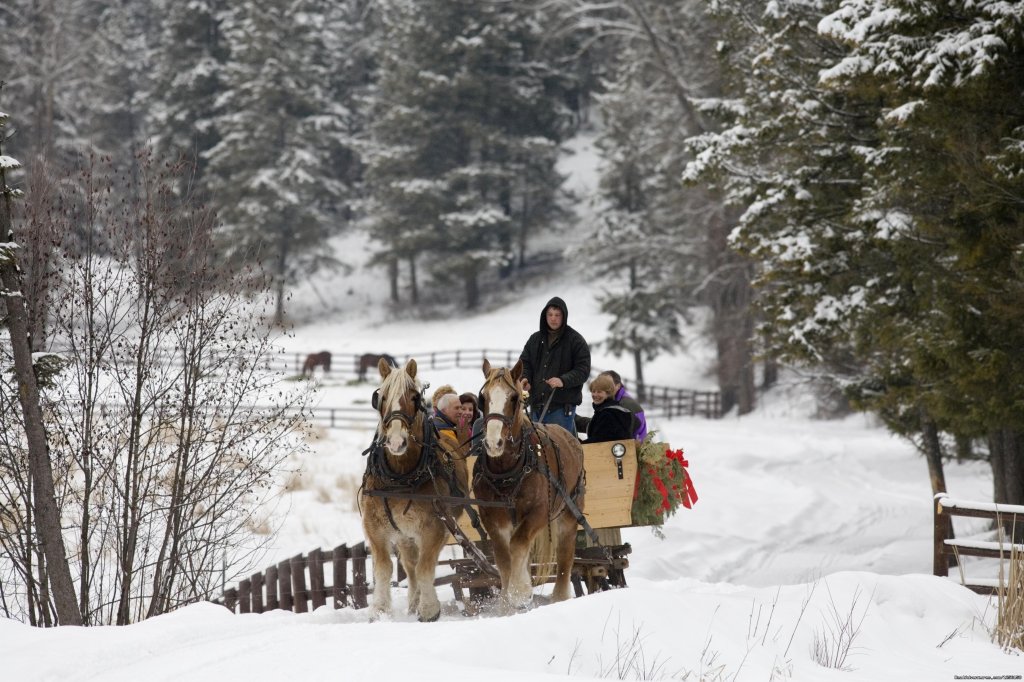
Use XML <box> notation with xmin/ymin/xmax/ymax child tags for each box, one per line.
<box><xmin>809</xmin><ymin>583</ymin><xmax>871</xmax><ymax>671</ymax></box>
<box><xmin>0</xmin><ymin>153</ymin><xmax>313</xmax><ymax>625</ymax></box>
<box><xmin>596</xmin><ymin>612</ymin><xmax>683</xmax><ymax>680</ymax></box>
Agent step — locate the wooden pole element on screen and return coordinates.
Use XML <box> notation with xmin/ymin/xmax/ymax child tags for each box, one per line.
<box><xmin>332</xmin><ymin>544</ymin><xmax>349</xmax><ymax>608</ymax></box>
<box><xmin>309</xmin><ymin>548</ymin><xmax>326</xmax><ymax>610</ymax></box>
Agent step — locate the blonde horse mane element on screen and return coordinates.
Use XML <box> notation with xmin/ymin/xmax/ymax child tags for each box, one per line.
<box><xmin>376</xmin><ymin>362</ymin><xmax>421</xmax><ymax>423</ymax></box>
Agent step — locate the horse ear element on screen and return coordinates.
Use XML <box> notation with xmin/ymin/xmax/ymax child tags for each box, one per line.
<box><xmin>378</xmin><ymin>357</ymin><xmax>392</xmax><ymax>378</ymax></box>
<box><xmin>482</xmin><ymin>358</ymin><xmax>491</xmax><ymax>376</ymax></box>
<box><xmin>405</xmin><ymin>358</ymin><xmax>418</xmax><ymax>378</ymax></box>
<box><xmin>511</xmin><ymin>358</ymin><xmax>523</xmax><ymax>381</ymax></box>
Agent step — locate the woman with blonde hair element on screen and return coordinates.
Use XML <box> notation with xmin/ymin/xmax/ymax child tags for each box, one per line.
<box><xmin>582</xmin><ymin>374</ymin><xmax>634</xmax><ymax>443</ymax></box>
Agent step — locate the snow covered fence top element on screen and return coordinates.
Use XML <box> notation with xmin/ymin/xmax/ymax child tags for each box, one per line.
<box><xmin>934</xmin><ymin>493</ymin><xmax>1024</xmax><ymax>517</ymax></box>
<box><xmin>933</xmin><ymin>493</ymin><xmax>1024</xmax><ymax>593</ymax></box>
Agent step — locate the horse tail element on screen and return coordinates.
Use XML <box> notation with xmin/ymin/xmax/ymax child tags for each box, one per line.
<box><xmin>529</xmin><ymin>522</ymin><xmax>559</xmax><ymax>587</ymax></box>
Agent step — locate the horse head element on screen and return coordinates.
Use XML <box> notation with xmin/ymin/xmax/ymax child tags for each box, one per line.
<box><xmin>376</xmin><ymin>357</ymin><xmax>422</xmax><ymax>456</ymax></box>
<box><xmin>480</xmin><ymin>358</ymin><xmax>525</xmax><ymax>458</ymax></box>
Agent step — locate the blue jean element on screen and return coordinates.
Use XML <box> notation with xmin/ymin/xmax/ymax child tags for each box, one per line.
<box><xmin>530</xmin><ymin>404</ymin><xmax>577</xmax><ymax>436</ymax></box>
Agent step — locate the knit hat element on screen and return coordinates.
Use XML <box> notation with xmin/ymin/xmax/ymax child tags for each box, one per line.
<box><xmin>589</xmin><ymin>375</ymin><xmax>616</xmax><ymax>396</ymax></box>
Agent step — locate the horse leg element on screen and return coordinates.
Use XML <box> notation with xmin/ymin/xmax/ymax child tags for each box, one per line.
<box><xmin>506</xmin><ymin>517</ymin><xmax>543</xmax><ymax>609</ymax></box>
<box><xmin>366</xmin><ymin>532</ymin><xmax>394</xmax><ymax>621</ymax></box>
<box><xmin>412</xmin><ymin>527</ymin><xmax>446</xmax><ymax>622</ymax></box>
<box><xmin>481</xmin><ymin>512</ymin><xmax>513</xmax><ymax>598</ymax></box>
<box><xmin>551</xmin><ymin>511</ymin><xmax>578</xmax><ymax>602</ymax></box>
<box><xmin>396</xmin><ymin>539</ymin><xmax>420</xmax><ymax>616</ymax></box>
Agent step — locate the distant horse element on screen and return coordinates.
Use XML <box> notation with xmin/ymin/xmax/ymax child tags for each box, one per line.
<box><xmin>301</xmin><ymin>351</ymin><xmax>332</xmax><ymax>378</ymax></box>
<box><xmin>473</xmin><ymin>359</ymin><xmax>586</xmax><ymax>609</ymax></box>
<box><xmin>356</xmin><ymin>352</ymin><xmax>397</xmax><ymax>382</ymax></box>
<box><xmin>360</xmin><ymin>357</ymin><xmax>469</xmax><ymax>621</ymax></box>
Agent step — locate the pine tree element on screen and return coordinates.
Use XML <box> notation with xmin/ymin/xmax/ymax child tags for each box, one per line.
<box><xmin>204</xmin><ymin>0</ymin><xmax>358</xmax><ymax>325</ymax></box>
<box><xmin>817</xmin><ymin>0</ymin><xmax>1024</xmax><ymax>509</ymax></box>
<box><xmin>0</xmin><ymin>0</ymin><xmax>100</xmax><ymax>165</ymax></box>
<box><xmin>364</xmin><ymin>0</ymin><xmax>574</xmax><ymax>309</ymax></box>
<box><xmin>86</xmin><ymin>2</ymin><xmax>158</xmax><ymax>177</ymax></box>
<box><xmin>562</xmin><ymin>0</ymin><xmax>751</xmax><ymax>407</ymax></box>
<box><xmin>688</xmin><ymin>0</ymin><xmax>1024</xmax><ymax>507</ymax></box>
<box><xmin>148</xmin><ymin>0</ymin><xmax>230</xmax><ymax>186</ymax></box>
<box><xmin>580</xmin><ymin>61</ymin><xmax>690</xmax><ymax>399</ymax></box>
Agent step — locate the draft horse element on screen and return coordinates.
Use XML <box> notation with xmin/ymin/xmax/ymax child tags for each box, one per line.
<box><xmin>474</xmin><ymin>359</ymin><xmax>586</xmax><ymax>609</ymax></box>
<box><xmin>360</xmin><ymin>357</ymin><xmax>469</xmax><ymax>621</ymax></box>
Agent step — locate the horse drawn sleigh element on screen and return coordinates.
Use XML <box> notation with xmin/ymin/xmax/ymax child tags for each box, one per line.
<box><xmin>361</xmin><ymin>355</ymin><xmax>688</xmax><ymax>620</ymax></box>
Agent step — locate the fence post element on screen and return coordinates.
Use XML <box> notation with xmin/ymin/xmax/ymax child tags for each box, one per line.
<box><xmin>278</xmin><ymin>559</ymin><xmax>293</xmax><ymax>612</ymax></box>
<box><xmin>351</xmin><ymin>542</ymin><xmax>369</xmax><ymax>609</ymax></box>
<box><xmin>333</xmin><ymin>544</ymin><xmax>349</xmax><ymax>608</ymax></box>
<box><xmin>251</xmin><ymin>572</ymin><xmax>265</xmax><ymax>614</ymax></box>
<box><xmin>238</xmin><ymin>578</ymin><xmax>251</xmax><ymax>614</ymax></box>
<box><xmin>290</xmin><ymin>554</ymin><xmax>308</xmax><ymax>613</ymax></box>
<box><xmin>934</xmin><ymin>497</ymin><xmax>950</xmax><ymax>577</ymax></box>
<box><xmin>266</xmin><ymin>565</ymin><xmax>279</xmax><ymax>610</ymax></box>
<box><xmin>222</xmin><ymin>588</ymin><xmax>238</xmax><ymax>613</ymax></box>
<box><xmin>309</xmin><ymin>548</ymin><xmax>326</xmax><ymax>610</ymax></box>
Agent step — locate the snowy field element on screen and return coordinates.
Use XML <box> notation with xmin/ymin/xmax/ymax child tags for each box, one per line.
<box><xmin>2</xmin><ymin>135</ymin><xmax>1021</xmax><ymax>680</ymax></box>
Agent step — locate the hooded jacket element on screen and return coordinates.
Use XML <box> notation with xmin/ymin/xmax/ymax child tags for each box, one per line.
<box><xmin>519</xmin><ymin>297</ymin><xmax>591</xmax><ymax>409</ymax></box>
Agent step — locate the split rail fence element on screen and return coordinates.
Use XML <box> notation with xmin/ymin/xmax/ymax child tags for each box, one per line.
<box><xmin>933</xmin><ymin>493</ymin><xmax>1024</xmax><ymax>595</ymax></box>
<box><xmin>286</xmin><ymin>348</ymin><xmax>722</xmax><ymax>426</ymax></box>
<box><xmin>81</xmin><ymin>348</ymin><xmax>721</xmax><ymax>431</ymax></box>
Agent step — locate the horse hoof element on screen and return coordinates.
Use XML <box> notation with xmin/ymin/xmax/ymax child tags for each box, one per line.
<box><xmin>368</xmin><ymin>607</ymin><xmax>391</xmax><ymax>623</ymax></box>
<box><xmin>418</xmin><ymin>610</ymin><xmax>440</xmax><ymax>623</ymax></box>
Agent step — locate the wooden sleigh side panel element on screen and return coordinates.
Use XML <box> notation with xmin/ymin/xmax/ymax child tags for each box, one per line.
<box><xmin>452</xmin><ymin>439</ymin><xmax>638</xmax><ymax>542</ymax></box>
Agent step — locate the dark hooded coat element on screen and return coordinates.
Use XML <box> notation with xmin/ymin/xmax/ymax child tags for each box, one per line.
<box><xmin>519</xmin><ymin>297</ymin><xmax>591</xmax><ymax>410</ymax></box>
<box><xmin>585</xmin><ymin>398</ymin><xmax>634</xmax><ymax>443</ymax></box>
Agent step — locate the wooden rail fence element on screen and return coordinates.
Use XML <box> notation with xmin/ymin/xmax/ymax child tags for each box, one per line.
<box><xmin>933</xmin><ymin>493</ymin><xmax>1024</xmax><ymax>595</ymax></box>
<box><xmin>216</xmin><ymin>538</ymin><xmax>630</xmax><ymax>615</ymax></box>
<box><xmin>219</xmin><ymin>543</ymin><xmax>372</xmax><ymax>614</ymax></box>
<box><xmin>81</xmin><ymin>348</ymin><xmax>722</xmax><ymax>431</ymax></box>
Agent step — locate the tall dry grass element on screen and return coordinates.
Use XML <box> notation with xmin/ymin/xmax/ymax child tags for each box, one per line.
<box><xmin>994</xmin><ymin>520</ymin><xmax>1024</xmax><ymax>652</ymax></box>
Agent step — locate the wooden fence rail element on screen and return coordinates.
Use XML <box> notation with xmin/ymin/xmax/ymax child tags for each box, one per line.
<box><xmin>933</xmin><ymin>494</ymin><xmax>1024</xmax><ymax>594</ymax></box>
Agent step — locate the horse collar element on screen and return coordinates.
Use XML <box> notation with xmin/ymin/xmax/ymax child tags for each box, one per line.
<box><xmin>365</xmin><ymin>412</ymin><xmax>435</xmax><ymax>490</ymax></box>
<box><xmin>474</xmin><ymin>421</ymin><xmax>538</xmax><ymax>490</ymax></box>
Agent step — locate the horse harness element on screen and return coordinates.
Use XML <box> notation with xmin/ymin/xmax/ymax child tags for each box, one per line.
<box><xmin>361</xmin><ymin>390</ymin><xmax>485</xmax><ymax>537</ymax></box>
<box><xmin>472</xmin><ymin>418</ymin><xmax>600</xmax><ymax>545</ymax></box>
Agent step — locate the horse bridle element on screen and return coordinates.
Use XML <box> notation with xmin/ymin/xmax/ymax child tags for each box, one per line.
<box><xmin>481</xmin><ymin>369</ymin><xmax>524</xmax><ymax>446</ymax></box>
<box><xmin>373</xmin><ymin>383</ymin><xmax>426</xmax><ymax>435</ymax></box>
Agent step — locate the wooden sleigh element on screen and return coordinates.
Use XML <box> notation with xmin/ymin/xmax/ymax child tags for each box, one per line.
<box><xmin>440</xmin><ymin>438</ymin><xmax>639</xmax><ymax>606</ymax></box>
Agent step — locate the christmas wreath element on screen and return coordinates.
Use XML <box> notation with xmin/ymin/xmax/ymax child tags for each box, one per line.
<box><xmin>631</xmin><ymin>433</ymin><xmax>698</xmax><ymax>527</ymax></box>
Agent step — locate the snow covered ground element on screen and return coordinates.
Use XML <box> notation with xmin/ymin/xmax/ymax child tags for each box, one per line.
<box><xmin>2</xmin><ymin>133</ymin><xmax>1021</xmax><ymax>681</ymax></box>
